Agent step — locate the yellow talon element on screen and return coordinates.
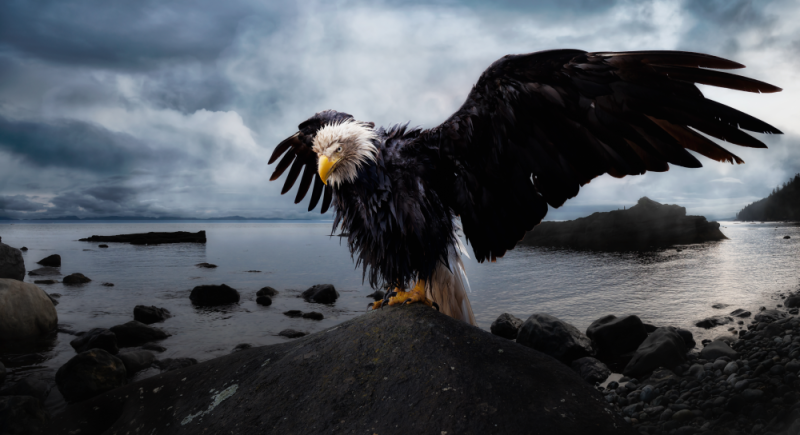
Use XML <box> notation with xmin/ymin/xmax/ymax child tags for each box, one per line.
<box><xmin>370</xmin><ymin>299</ymin><xmax>384</xmax><ymax>310</ymax></box>
<box><xmin>387</xmin><ymin>280</ymin><xmax>432</xmax><ymax>307</ymax></box>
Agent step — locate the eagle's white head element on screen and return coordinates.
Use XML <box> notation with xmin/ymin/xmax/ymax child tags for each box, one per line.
<box><xmin>312</xmin><ymin>119</ymin><xmax>378</xmax><ymax>188</ymax></box>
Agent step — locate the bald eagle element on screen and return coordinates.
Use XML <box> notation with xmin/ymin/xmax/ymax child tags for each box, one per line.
<box><xmin>269</xmin><ymin>50</ymin><xmax>781</xmax><ymax>325</ymax></box>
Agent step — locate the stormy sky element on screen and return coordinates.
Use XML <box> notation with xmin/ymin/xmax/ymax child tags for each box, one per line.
<box><xmin>0</xmin><ymin>0</ymin><xmax>798</xmax><ymax>220</ymax></box>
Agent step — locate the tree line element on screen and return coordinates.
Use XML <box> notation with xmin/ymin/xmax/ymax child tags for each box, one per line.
<box><xmin>737</xmin><ymin>174</ymin><xmax>800</xmax><ymax>221</ymax></box>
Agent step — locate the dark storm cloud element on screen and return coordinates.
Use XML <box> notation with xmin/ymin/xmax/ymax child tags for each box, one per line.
<box><xmin>679</xmin><ymin>0</ymin><xmax>782</xmax><ymax>56</ymax></box>
<box><xmin>0</xmin><ymin>195</ymin><xmax>45</xmax><ymax>212</ymax></box>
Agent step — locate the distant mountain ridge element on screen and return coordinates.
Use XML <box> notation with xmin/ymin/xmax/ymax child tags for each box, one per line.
<box><xmin>0</xmin><ymin>215</ymin><xmax>325</xmax><ymax>221</ymax></box>
<box><xmin>737</xmin><ymin>174</ymin><xmax>800</xmax><ymax>221</ymax></box>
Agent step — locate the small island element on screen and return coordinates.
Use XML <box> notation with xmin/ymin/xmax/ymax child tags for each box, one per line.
<box><xmin>79</xmin><ymin>231</ymin><xmax>206</xmax><ymax>245</ymax></box>
<box><xmin>519</xmin><ymin>197</ymin><xmax>726</xmax><ymax>250</ymax></box>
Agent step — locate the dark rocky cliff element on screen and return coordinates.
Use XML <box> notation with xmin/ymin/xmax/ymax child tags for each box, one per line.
<box><xmin>46</xmin><ymin>304</ymin><xmax>632</xmax><ymax>435</ymax></box>
<box><xmin>520</xmin><ymin>197</ymin><xmax>726</xmax><ymax>250</ymax></box>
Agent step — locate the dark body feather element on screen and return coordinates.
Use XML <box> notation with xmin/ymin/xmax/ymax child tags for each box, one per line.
<box><xmin>270</xmin><ymin>50</ymin><xmax>782</xmax><ymax>288</ymax></box>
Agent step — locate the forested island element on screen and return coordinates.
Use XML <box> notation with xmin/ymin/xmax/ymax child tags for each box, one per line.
<box><xmin>737</xmin><ymin>174</ymin><xmax>800</xmax><ymax>221</ymax></box>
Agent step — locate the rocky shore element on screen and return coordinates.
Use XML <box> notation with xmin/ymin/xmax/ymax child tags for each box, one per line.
<box><xmin>519</xmin><ymin>197</ymin><xmax>727</xmax><ymax>250</ymax></box>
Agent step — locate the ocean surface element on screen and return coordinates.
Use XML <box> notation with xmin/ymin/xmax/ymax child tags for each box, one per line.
<box><xmin>1</xmin><ymin>220</ymin><xmax>798</xmax><ymax>414</ymax></box>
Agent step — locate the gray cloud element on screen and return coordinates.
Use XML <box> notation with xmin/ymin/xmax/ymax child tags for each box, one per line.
<box><xmin>0</xmin><ymin>195</ymin><xmax>45</xmax><ymax>212</ymax></box>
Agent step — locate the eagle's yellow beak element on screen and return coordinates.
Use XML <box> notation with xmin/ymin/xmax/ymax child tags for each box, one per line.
<box><xmin>318</xmin><ymin>155</ymin><xmax>336</xmax><ymax>185</ymax></box>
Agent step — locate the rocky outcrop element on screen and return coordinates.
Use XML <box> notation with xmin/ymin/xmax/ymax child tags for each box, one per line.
<box><xmin>519</xmin><ymin>197</ymin><xmax>726</xmax><ymax>250</ymax></box>
<box><xmin>110</xmin><ymin>321</ymin><xmax>170</xmax><ymax>347</ymax></box>
<box><xmin>80</xmin><ymin>231</ymin><xmax>206</xmax><ymax>245</ymax></box>
<box><xmin>0</xmin><ymin>378</ymin><xmax>52</xmax><ymax>405</ymax></box>
<box><xmin>46</xmin><ymin>304</ymin><xmax>632</xmax><ymax>435</ymax></box>
<box><xmin>490</xmin><ymin>313</ymin><xmax>523</xmax><ymax>340</ymax></box>
<box><xmin>189</xmin><ymin>284</ymin><xmax>240</xmax><ymax>306</ymax></box>
<box><xmin>301</xmin><ymin>284</ymin><xmax>339</xmax><ymax>304</ymax></box>
<box><xmin>36</xmin><ymin>254</ymin><xmax>61</xmax><ymax>267</ymax></box>
<box><xmin>133</xmin><ymin>305</ymin><xmax>172</xmax><ymax>324</ymax></box>
<box><xmin>154</xmin><ymin>358</ymin><xmax>197</xmax><ymax>372</ymax></box>
<box><xmin>0</xmin><ymin>243</ymin><xmax>25</xmax><ymax>281</ymax></box>
<box><xmin>0</xmin><ymin>396</ymin><xmax>50</xmax><ymax>434</ymax></box>
<box><xmin>62</xmin><ymin>273</ymin><xmax>91</xmax><ymax>285</ymax></box>
<box><xmin>586</xmin><ymin>315</ymin><xmax>647</xmax><ymax>358</ymax></box>
<box><xmin>0</xmin><ymin>279</ymin><xmax>58</xmax><ymax>340</ymax></box>
<box><xmin>56</xmin><ymin>349</ymin><xmax>127</xmax><ymax>403</ymax></box>
<box><xmin>515</xmin><ymin>313</ymin><xmax>593</xmax><ymax>364</ymax></box>
<box><xmin>70</xmin><ymin>328</ymin><xmax>119</xmax><ymax>354</ymax></box>
<box><xmin>623</xmin><ymin>327</ymin><xmax>687</xmax><ymax>378</ymax></box>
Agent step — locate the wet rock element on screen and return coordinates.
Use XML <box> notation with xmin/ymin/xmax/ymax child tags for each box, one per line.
<box><xmin>116</xmin><ymin>351</ymin><xmax>156</xmax><ymax>375</ymax></box>
<box><xmin>301</xmin><ymin>284</ymin><xmax>339</xmax><ymax>304</ymax></box>
<box><xmin>570</xmin><ymin>357</ymin><xmax>611</xmax><ymax>384</ymax></box>
<box><xmin>20</xmin><ymin>247</ymin><xmax>28</xmax><ymax>251</ymax></box>
<box><xmin>675</xmin><ymin>328</ymin><xmax>695</xmax><ymax>349</ymax></box>
<box><xmin>101</xmin><ymin>282</ymin><xmax>114</xmax><ymax>287</ymax></box>
<box><xmin>33</xmin><ymin>279</ymin><xmax>57</xmax><ymax>285</ymax></box>
<box><xmin>55</xmin><ymin>349</ymin><xmax>126</xmax><ymax>402</ymax></box>
<box><xmin>70</xmin><ymin>328</ymin><xmax>118</xmax><ymax>354</ymax></box>
<box><xmin>98</xmin><ymin>244</ymin><xmax>108</xmax><ymax>248</ymax></box>
<box><xmin>62</xmin><ymin>273</ymin><xmax>91</xmax><ymax>285</ymax></box>
<box><xmin>256</xmin><ymin>296</ymin><xmax>272</xmax><ymax>306</ymax></box>
<box><xmin>623</xmin><ymin>327</ymin><xmax>686</xmax><ymax>378</ymax></box>
<box><xmin>141</xmin><ymin>344</ymin><xmax>166</xmax><ymax>353</ymax></box>
<box><xmin>0</xmin><ymin>362</ymin><xmax>4</xmax><ymax>385</ymax></box>
<box><xmin>784</xmin><ymin>295</ymin><xmax>800</xmax><ymax>308</ymax></box>
<box><xmin>279</xmin><ymin>329</ymin><xmax>306</xmax><ymax>338</ymax></box>
<box><xmin>283</xmin><ymin>310</ymin><xmax>303</xmax><ymax>318</ymax></box>
<box><xmin>110</xmin><ymin>321</ymin><xmax>170</xmax><ymax>347</ymax></box>
<box><xmin>490</xmin><ymin>313</ymin><xmax>523</xmax><ymax>340</ymax></box>
<box><xmin>302</xmin><ymin>312</ymin><xmax>324</xmax><ymax>320</ymax></box>
<box><xmin>195</xmin><ymin>262</ymin><xmax>217</xmax><ymax>268</ymax></box>
<box><xmin>154</xmin><ymin>358</ymin><xmax>197</xmax><ymax>372</ymax></box>
<box><xmin>586</xmin><ymin>315</ymin><xmax>647</xmax><ymax>357</ymax></box>
<box><xmin>256</xmin><ymin>286</ymin><xmax>278</xmax><ymax>297</ymax></box>
<box><xmin>516</xmin><ymin>313</ymin><xmax>593</xmax><ymax>364</ymax></box>
<box><xmin>366</xmin><ymin>290</ymin><xmax>384</xmax><ymax>301</ymax></box>
<box><xmin>711</xmin><ymin>303</ymin><xmax>729</xmax><ymax>309</ymax></box>
<box><xmin>0</xmin><ymin>395</ymin><xmax>50</xmax><ymax>434</ymax></box>
<box><xmin>753</xmin><ymin>309</ymin><xmax>786</xmax><ymax>323</ymax></box>
<box><xmin>729</xmin><ymin>308</ymin><xmax>751</xmax><ymax>318</ymax></box>
<box><xmin>232</xmin><ymin>343</ymin><xmax>252</xmax><ymax>352</ymax></box>
<box><xmin>698</xmin><ymin>340</ymin><xmax>737</xmax><ymax>361</ymax></box>
<box><xmin>694</xmin><ymin>316</ymin><xmax>733</xmax><ymax>329</ymax></box>
<box><xmin>0</xmin><ymin>378</ymin><xmax>52</xmax><ymax>404</ymax></box>
<box><xmin>45</xmin><ymin>304</ymin><xmax>632</xmax><ymax>435</ymax></box>
<box><xmin>46</xmin><ymin>293</ymin><xmax>59</xmax><ymax>306</ymax></box>
<box><xmin>784</xmin><ymin>235</ymin><xmax>791</xmax><ymax>239</ymax></box>
<box><xmin>27</xmin><ymin>267</ymin><xmax>60</xmax><ymax>277</ymax></box>
<box><xmin>189</xmin><ymin>284</ymin><xmax>240</xmax><ymax>306</ymax></box>
<box><xmin>0</xmin><ymin>243</ymin><xmax>25</xmax><ymax>281</ymax></box>
<box><xmin>133</xmin><ymin>305</ymin><xmax>172</xmax><ymax>324</ymax></box>
<box><xmin>36</xmin><ymin>254</ymin><xmax>61</xmax><ymax>267</ymax></box>
<box><xmin>0</xmin><ymin>279</ymin><xmax>58</xmax><ymax>340</ymax></box>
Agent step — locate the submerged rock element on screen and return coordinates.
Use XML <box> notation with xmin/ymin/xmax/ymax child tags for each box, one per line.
<box><xmin>515</xmin><ymin>313</ymin><xmax>593</xmax><ymax>364</ymax></box>
<box><xmin>279</xmin><ymin>329</ymin><xmax>306</xmax><ymax>338</ymax></box>
<box><xmin>189</xmin><ymin>284</ymin><xmax>240</xmax><ymax>306</ymax></box>
<box><xmin>0</xmin><ymin>279</ymin><xmax>58</xmax><ymax>340</ymax></box>
<box><xmin>55</xmin><ymin>349</ymin><xmax>127</xmax><ymax>403</ymax></box>
<box><xmin>62</xmin><ymin>273</ymin><xmax>91</xmax><ymax>285</ymax></box>
<box><xmin>256</xmin><ymin>286</ymin><xmax>278</xmax><ymax>297</ymax></box>
<box><xmin>110</xmin><ymin>321</ymin><xmax>170</xmax><ymax>347</ymax></box>
<box><xmin>195</xmin><ymin>262</ymin><xmax>217</xmax><ymax>268</ymax></box>
<box><xmin>46</xmin><ymin>304</ymin><xmax>632</xmax><ymax>435</ymax></box>
<box><xmin>70</xmin><ymin>328</ymin><xmax>118</xmax><ymax>355</ymax></box>
<box><xmin>36</xmin><ymin>254</ymin><xmax>61</xmax><ymax>267</ymax></box>
<box><xmin>133</xmin><ymin>305</ymin><xmax>172</xmax><ymax>324</ymax></box>
<box><xmin>301</xmin><ymin>284</ymin><xmax>339</xmax><ymax>304</ymax></box>
<box><xmin>27</xmin><ymin>267</ymin><xmax>60</xmax><ymax>277</ymax></box>
<box><xmin>490</xmin><ymin>313</ymin><xmax>523</xmax><ymax>340</ymax></box>
<box><xmin>302</xmin><ymin>311</ymin><xmax>324</xmax><ymax>320</ymax></box>
<box><xmin>33</xmin><ymin>279</ymin><xmax>57</xmax><ymax>285</ymax></box>
<box><xmin>0</xmin><ymin>243</ymin><xmax>25</xmax><ymax>281</ymax></box>
<box><xmin>256</xmin><ymin>296</ymin><xmax>272</xmax><ymax>306</ymax></box>
<box><xmin>695</xmin><ymin>316</ymin><xmax>733</xmax><ymax>329</ymax></box>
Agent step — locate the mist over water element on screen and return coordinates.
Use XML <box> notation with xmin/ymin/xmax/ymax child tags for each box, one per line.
<box><xmin>0</xmin><ymin>220</ymin><xmax>798</xmax><ymax>414</ymax></box>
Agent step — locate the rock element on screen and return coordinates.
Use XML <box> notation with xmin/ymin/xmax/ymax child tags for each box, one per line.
<box><xmin>133</xmin><ymin>305</ymin><xmax>172</xmax><ymax>324</ymax></box>
<box><xmin>33</xmin><ymin>279</ymin><xmax>57</xmax><ymax>285</ymax></box>
<box><xmin>141</xmin><ymin>344</ymin><xmax>166</xmax><ymax>353</ymax></box>
<box><xmin>116</xmin><ymin>351</ymin><xmax>156</xmax><ymax>375</ymax></box>
<box><xmin>232</xmin><ymin>343</ymin><xmax>252</xmax><ymax>352</ymax></box>
<box><xmin>256</xmin><ymin>286</ymin><xmax>278</xmax><ymax>297</ymax></box>
<box><xmin>366</xmin><ymin>290</ymin><xmax>385</xmax><ymax>301</ymax></box>
<box><xmin>195</xmin><ymin>262</ymin><xmax>217</xmax><ymax>268</ymax></box>
<box><xmin>62</xmin><ymin>273</ymin><xmax>91</xmax><ymax>285</ymax></box>
<box><xmin>80</xmin><ymin>231</ymin><xmax>206</xmax><ymax>245</ymax></box>
<box><xmin>729</xmin><ymin>308</ymin><xmax>751</xmax><ymax>318</ymax></box>
<box><xmin>516</xmin><ymin>313</ymin><xmax>593</xmax><ymax>364</ymax></box>
<box><xmin>623</xmin><ymin>327</ymin><xmax>686</xmax><ymax>378</ymax></box>
<box><xmin>0</xmin><ymin>378</ymin><xmax>52</xmax><ymax>407</ymax></box>
<box><xmin>0</xmin><ymin>396</ymin><xmax>50</xmax><ymax>434</ymax></box>
<box><xmin>245</xmin><ymin>270</ymin><xmax>261</xmax><ymax>273</ymax></box>
<box><xmin>302</xmin><ymin>311</ymin><xmax>324</xmax><ymax>320</ymax></box>
<box><xmin>36</xmin><ymin>254</ymin><xmax>61</xmax><ymax>267</ymax></box>
<box><xmin>698</xmin><ymin>340</ymin><xmax>738</xmax><ymax>361</ymax></box>
<box><xmin>55</xmin><ymin>349</ymin><xmax>127</xmax><ymax>402</ymax></box>
<box><xmin>784</xmin><ymin>295</ymin><xmax>800</xmax><ymax>308</ymax></box>
<box><xmin>675</xmin><ymin>328</ymin><xmax>695</xmax><ymax>349</ymax></box>
<box><xmin>0</xmin><ymin>362</ymin><xmax>4</xmax><ymax>385</ymax></box>
<box><xmin>98</xmin><ymin>244</ymin><xmax>108</xmax><ymax>248</ymax></box>
<box><xmin>586</xmin><ymin>315</ymin><xmax>647</xmax><ymax>357</ymax></box>
<box><xmin>20</xmin><ymin>247</ymin><xmax>28</xmax><ymax>251</ymax></box>
<box><xmin>27</xmin><ymin>266</ymin><xmax>60</xmax><ymax>276</ymax></box>
<box><xmin>740</xmin><ymin>388</ymin><xmax>763</xmax><ymax>401</ymax></box>
<box><xmin>154</xmin><ymin>358</ymin><xmax>197</xmax><ymax>372</ymax></box>
<box><xmin>279</xmin><ymin>329</ymin><xmax>306</xmax><ymax>338</ymax></box>
<box><xmin>639</xmin><ymin>385</ymin><xmax>656</xmax><ymax>403</ymax></box>
<box><xmin>283</xmin><ymin>310</ymin><xmax>303</xmax><ymax>318</ymax></box>
<box><xmin>46</xmin><ymin>293</ymin><xmax>59</xmax><ymax>306</ymax></box>
<box><xmin>189</xmin><ymin>284</ymin><xmax>240</xmax><ymax>306</ymax></box>
<box><xmin>490</xmin><ymin>313</ymin><xmax>523</xmax><ymax>340</ymax></box>
<box><xmin>694</xmin><ymin>316</ymin><xmax>733</xmax><ymax>329</ymax></box>
<box><xmin>0</xmin><ymin>279</ymin><xmax>58</xmax><ymax>340</ymax></box>
<box><xmin>753</xmin><ymin>309</ymin><xmax>786</xmax><ymax>323</ymax></box>
<box><xmin>110</xmin><ymin>321</ymin><xmax>170</xmax><ymax>347</ymax></box>
<box><xmin>784</xmin><ymin>235</ymin><xmax>791</xmax><ymax>239</ymax></box>
<box><xmin>256</xmin><ymin>296</ymin><xmax>272</xmax><ymax>306</ymax></box>
<box><xmin>70</xmin><ymin>328</ymin><xmax>118</xmax><ymax>354</ymax></box>
<box><xmin>642</xmin><ymin>323</ymin><xmax>657</xmax><ymax>333</ymax></box>
<box><xmin>301</xmin><ymin>284</ymin><xmax>339</xmax><ymax>304</ymax></box>
<box><xmin>711</xmin><ymin>303</ymin><xmax>729</xmax><ymax>309</ymax></box>
<box><xmin>101</xmin><ymin>283</ymin><xmax>114</xmax><ymax>287</ymax></box>
<box><xmin>44</xmin><ymin>304</ymin><xmax>632</xmax><ymax>435</ymax></box>
<box><xmin>723</xmin><ymin>361</ymin><xmax>739</xmax><ymax>375</ymax></box>
<box><xmin>0</xmin><ymin>243</ymin><xmax>25</xmax><ymax>280</ymax></box>
<box><xmin>519</xmin><ymin>197</ymin><xmax>726</xmax><ymax>250</ymax></box>
<box><xmin>570</xmin><ymin>357</ymin><xmax>611</xmax><ymax>384</ymax></box>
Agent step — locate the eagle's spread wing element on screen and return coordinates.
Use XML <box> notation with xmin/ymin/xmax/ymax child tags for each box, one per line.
<box><xmin>268</xmin><ymin>110</ymin><xmax>357</xmax><ymax>213</ymax></box>
<box><xmin>419</xmin><ymin>49</ymin><xmax>782</xmax><ymax>263</ymax></box>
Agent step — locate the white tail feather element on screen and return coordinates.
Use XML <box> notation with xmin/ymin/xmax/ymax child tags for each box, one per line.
<box><xmin>426</xmin><ymin>243</ymin><xmax>476</xmax><ymax>326</ymax></box>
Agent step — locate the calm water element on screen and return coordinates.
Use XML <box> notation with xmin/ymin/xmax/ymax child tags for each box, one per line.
<box><xmin>1</xmin><ymin>220</ymin><xmax>798</xmax><ymax>414</ymax></box>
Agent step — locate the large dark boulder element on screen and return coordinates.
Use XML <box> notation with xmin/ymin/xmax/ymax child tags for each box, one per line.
<box><xmin>694</xmin><ymin>316</ymin><xmax>733</xmax><ymax>329</ymax></box>
<box><xmin>490</xmin><ymin>313</ymin><xmax>523</xmax><ymax>339</ymax></box>
<box><xmin>36</xmin><ymin>254</ymin><xmax>61</xmax><ymax>267</ymax></box>
<box><xmin>62</xmin><ymin>273</ymin><xmax>91</xmax><ymax>285</ymax></box>
<box><xmin>256</xmin><ymin>286</ymin><xmax>278</xmax><ymax>297</ymax></box>
<box><xmin>585</xmin><ymin>315</ymin><xmax>647</xmax><ymax>358</ymax></box>
<box><xmin>514</xmin><ymin>313</ymin><xmax>593</xmax><ymax>364</ymax></box>
<box><xmin>0</xmin><ymin>396</ymin><xmax>50</xmax><ymax>434</ymax></box>
<box><xmin>70</xmin><ymin>328</ymin><xmax>118</xmax><ymax>354</ymax></box>
<box><xmin>0</xmin><ymin>243</ymin><xmax>25</xmax><ymax>281</ymax></box>
<box><xmin>754</xmin><ymin>309</ymin><xmax>787</xmax><ymax>323</ymax></box>
<box><xmin>110</xmin><ymin>321</ymin><xmax>170</xmax><ymax>347</ymax></box>
<box><xmin>0</xmin><ymin>378</ymin><xmax>52</xmax><ymax>405</ymax></box>
<box><xmin>699</xmin><ymin>340</ymin><xmax>738</xmax><ymax>361</ymax></box>
<box><xmin>0</xmin><ymin>279</ymin><xmax>58</xmax><ymax>340</ymax></box>
<box><xmin>55</xmin><ymin>349</ymin><xmax>127</xmax><ymax>403</ymax></box>
<box><xmin>154</xmin><ymin>358</ymin><xmax>197</xmax><ymax>372</ymax></box>
<box><xmin>785</xmin><ymin>295</ymin><xmax>800</xmax><ymax>308</ymax></box>
<box><xmin>301</xmin><ymin>284</ymin><xmax>339</xmax><ymax>304</ymax></box>
<box><xmin>45</xmin><ymin>305</ymin><xmax>633</xmax><ymax>435</ymax></box>
<box><xmin>519</xmin><ymin>197</ymin><xmax>726</xmax><ymax>250</ymax></box>
<box><xmin>133</xmin><ymin>305</ymin><xmax>172</xmax><ymax>324</ymax></box>
<box><xmin>570</xmin><ymin>357</ymin><xmax>611</xmax><ymax>385</ymax></box>
<box><xmin>117</xmin><ymin>351</ymin><xmax>155</xmax><ymax>375</ymax></box>
<box><xmin>623</xmin><ymin>327</ymin><xmax>687</xmax><ymax>378</ymax></box>
<box><xmin>189</xmin><ymin>284</ymin><xmax>240</xmax><ymax>306</ymax></box>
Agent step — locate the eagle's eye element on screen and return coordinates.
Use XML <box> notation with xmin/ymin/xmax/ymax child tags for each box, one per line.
<box><xmin>336</xmin><ymin>146</ymin><xmax>343</xmax><ymax>153</ymax></box>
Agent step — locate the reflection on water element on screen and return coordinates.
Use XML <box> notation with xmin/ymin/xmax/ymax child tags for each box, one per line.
<box><xmin>0</xmin><ymin>220</ymin><xmax>798</xmax><ymax>414</ymax></box>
